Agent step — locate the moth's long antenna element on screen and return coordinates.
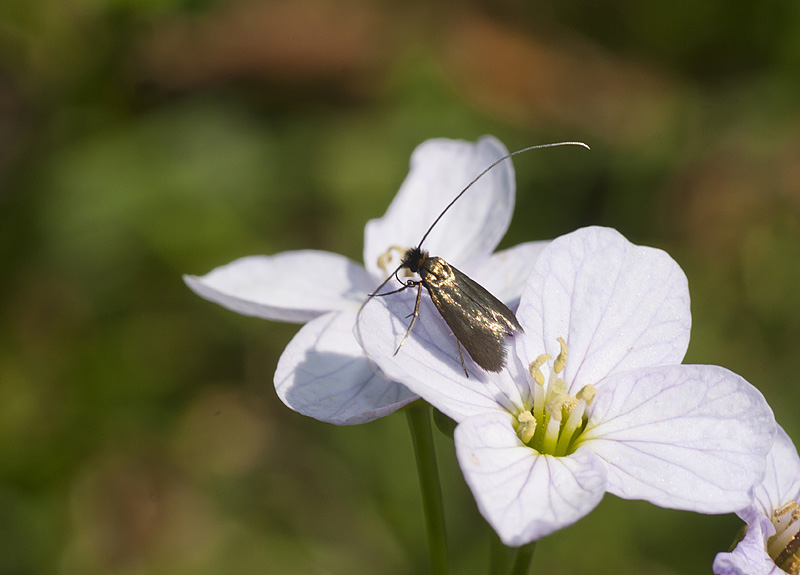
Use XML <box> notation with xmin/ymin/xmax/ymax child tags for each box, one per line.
<box><xmin>416</xmin><ymin>141</ymin><xmax>590</xmax><ymax>248</ymax></box>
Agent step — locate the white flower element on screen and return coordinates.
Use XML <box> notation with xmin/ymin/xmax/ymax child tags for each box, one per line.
<box><xmin>714</xmin><ymin>425</ymin><xmax>800</xmax><ymax>575</ymax></box>
<box><xmin>357</xmin><ymin>226</ymin><xmax>776</xmax><ymax>544</ymax></box>
<box><xmin>184</xmin><ymin>136</ymin><xmax>547</xmax><ymax>424</ymax></box>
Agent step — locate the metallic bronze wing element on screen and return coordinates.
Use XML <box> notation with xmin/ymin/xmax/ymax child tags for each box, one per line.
<box><xmin>420</xmin><ymin>257</ymin><xmax>523</xmax><ymax>372</ymax></box>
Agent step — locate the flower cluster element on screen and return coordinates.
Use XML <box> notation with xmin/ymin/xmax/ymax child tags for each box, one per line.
<box><xmin>186</xmin><ymin>135</ymin><xmax>784</xmax><ymax>569</ymax></box>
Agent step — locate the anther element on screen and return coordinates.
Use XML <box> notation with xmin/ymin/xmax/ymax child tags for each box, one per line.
<box><xmin>577</xmin><ymin>385</ymin><xmax>597</xmax><ymax>405</ymax></box>
<box><xmin>529</xmin><ymin>354</ymin><xmax>552</xmax><ymax>386</ymax></box>
<box><xmin>546</xmin><ymin>395</ymin><xmax>566</xmax><ymax>421</ymax></box>
<box><xmin>517</xmin><ymin>411</ymin><xmax>537</xmax><ymax>444</ymax></box>
<box><xmin>377</xmin><ymin>245</ymin><xmax>408</xmax><ymax>275</ymax></box>
<box><xmin>562</xmin><ymin>396</ymin><xmax>579</xmax><ymax>415</ymax></box>
<box><xmin>554</xmin><ymin>336</ymin><xmax>568</xmax><ymax>374</ymax></box>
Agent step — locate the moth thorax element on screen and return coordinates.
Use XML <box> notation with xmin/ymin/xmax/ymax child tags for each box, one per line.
<box><xmin>402</xmin><ymin>246</ymin><xmax>428</xmax><ymax>274</ymax></box>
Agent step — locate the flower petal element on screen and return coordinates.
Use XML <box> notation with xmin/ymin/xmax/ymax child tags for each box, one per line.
<box><xmin>356</xmin><ymin>287</ymin><xmax>524</xmax><ymax>422</ymax></box>
<box><xmin>517</xmin><ymin>226</ymin><xmax>691</xmax><ymax>393</ymax></box>
<box><xmin>184</xmin><ymin>251</ymin><xmax>373</xmax><ymax>323</ymax></box>
<box><xmin>583</xmin><ymin>364</ymin><xmax>776</xmax><ymax>513</ymax></box>
<box><xmin>275</xmin><ymin>311</ymin><xmax>418</xmax><ymax>424</ymax></box>
<box><xmin>752</xmin><ymin>424</ymin><xmax>800</xmax><ymax>518</ymax></box>
<box><xmin>455</xmin><ymin>412</ymin><xmax>607</xmax><ymax>546</ymax></box>
<box><xmin>713</xmin><ymin>509</ymin><xmax>782</xmax><ymax>575</ymax></box>
<box><xmin>363</xmin><ymin>136</ymin><xmax>514</xmax><ymax>279</ymax></box>
<box><xmin>470</xmin><ymin>241</ymin><xmax>549</xmax><ymax>309</ymax></box>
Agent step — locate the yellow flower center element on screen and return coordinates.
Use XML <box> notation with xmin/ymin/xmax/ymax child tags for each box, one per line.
<box><xmin>513</xmin><ymin>337</ymin><xmax>596</xmax><ymax>456</ymax></box>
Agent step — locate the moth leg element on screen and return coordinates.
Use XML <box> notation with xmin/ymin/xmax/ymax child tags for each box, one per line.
<box><xmin>372</xmin><ymin>276</ymin><xmax>418</xmax><ymax>298</ymax></box>
<box><xmin>394</xmin><ymin>281</ymin><xmax>423</xmax><ymax>356</ymax></box>
<box><xmin>455</xmin><ymin>339</ymin><xmax>469</xmax><ymax>378</ymax></box>
<box><xmin>371</xmin><ymin>283</ymin><xmax>410</xmax><ymax>297</ymax></box>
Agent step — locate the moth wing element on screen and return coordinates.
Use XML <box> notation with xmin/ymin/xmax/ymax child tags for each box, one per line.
<box><xmin>423</xmin><ymin>260</ymin><xmax>522</xmax><ymax>372</ymax></box>
<box><xmin>450</xmin><ymin>265</ymin><xmax>523</xmax><ymax>334</ymax></box>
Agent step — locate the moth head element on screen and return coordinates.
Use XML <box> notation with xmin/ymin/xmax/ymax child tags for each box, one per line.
<box><xmin>401</xmin><ymin>246</ymin><xmax>427</xmax><ymax>274</ymax></box>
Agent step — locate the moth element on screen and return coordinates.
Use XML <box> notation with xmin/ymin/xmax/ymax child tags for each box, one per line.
<box><xmin>364</xmin><ymin>141</ymin><xmax>588</xmax><ymax>376</ymax></box>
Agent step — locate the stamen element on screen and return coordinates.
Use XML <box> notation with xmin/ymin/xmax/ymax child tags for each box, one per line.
<box><xmin>542</xmin><ymin>395</ymin><xmax>566</xmax><ymax>453</ymax></box>
<box><xmin>776</xmin><ymin>537</ymin><xmax>800</xmax><ymax>575</ymax></box>
<box><xmin>769</xmin><ymin>502</ymin><xmax>800</xmax><ymax>554</ymax></box>
<box><xmin>377</xmin><ymin>245</ymin><xmax>408</xmax><ymax>275</ymax></box>
<box><xmin>529</xmin><ymin>355</ymin><xmax>551</xmax><ymax>386</ymax></box>
<box><xmin>576</xmin><ymin>385</ymin><xmax>597</xmax><ymax>405</ymax></box>
<box><xmin>545</xmin><ymin>396</ymin><xmax>565</xmax><ymax>422</ymax></box>
<box><xmin>517</xmin><ymin>411</ymin><xmax>537</xmax><ymax>444</ymax></box>
<box><xmin>522</xmin><ymin>338</ymin><xmax>592</xmax><ymax>457</ymax></box>
<box><xmin>769</xmin><ymin>501</ymin><xmax>800</xmax><ymax>572</ymax></box>
<box><xmin>532</xmin><ymin>382</ymin><xmax>545</xmax><ymax>424</ymax></box>
<box><xmin>554</xmin><ymin>336</ymin><xmax>568</xmax><ymax>374</ymax></box>
<box><xmin>529</xmin><ymin>355</ymin><xmax>551</xmax><ymax>422</ymax></box>
<box><xmin>556</xmin><ymin>398</ymin><xmax>586</xmax><ymax>457</ymax></box>
<box><xmin>562</xmin><ymin>397</ymin><xmax>579</xmax><ymax>415</ymax></box>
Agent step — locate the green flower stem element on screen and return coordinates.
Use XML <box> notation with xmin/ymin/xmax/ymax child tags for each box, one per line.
<box><xmin>508</xmin><ymin>541</ymin><xmax>538</xmax><ymax>575</ymax></box>
<box><xmin>406</xmin><ymin>401</ymin><xmax>448</xmax><ymax>575</ymax></box>
<box><xmin>489</xmin><ymin>530</ymin><xmax>511</xmax><ymax>575</ymax></box>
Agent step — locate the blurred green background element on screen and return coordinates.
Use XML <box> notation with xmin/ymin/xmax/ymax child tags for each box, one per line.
<box><xmin>2</xmin><ymin>0</ymin><xmax>800</xmax><ymax>573</ymax></box>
